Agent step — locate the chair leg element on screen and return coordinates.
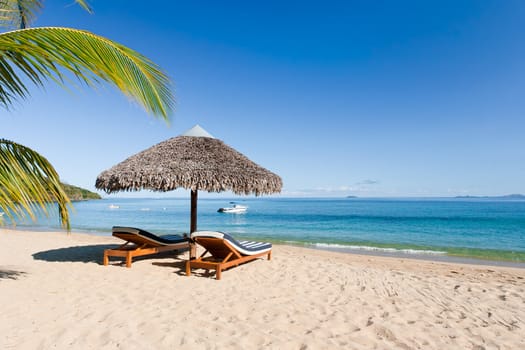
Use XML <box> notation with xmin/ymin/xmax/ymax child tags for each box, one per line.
<box><xmin>216</xmin><ymin>265</ymin><xmax>222</xmax><ymax>280</ymax></box>
<box><xmin>267</xmin><ymin>251</ymin><xmax>272</xmax><ymax>260</ymax></box>
<box><xmin>185</xmin><ymin>261</ymin><xmax>191</xmax><ymax>276</ymax></box>
<box><xmin>125</xmin><ymin>252</ymin><xmax>132</xmax><ymax>268</ymax></box>
<box><xmin>103</xmin><ymin>251</ymin><xmax>109</xmax><ymax>266</ymax></box>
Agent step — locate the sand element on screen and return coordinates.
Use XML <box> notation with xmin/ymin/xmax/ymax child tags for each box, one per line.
<box><xmin>0</xmin><ymin>228</ymin><xmax>524</xmax><ymax>349</ymax></box>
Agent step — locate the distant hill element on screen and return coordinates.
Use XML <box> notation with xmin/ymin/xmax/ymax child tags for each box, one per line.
<box><xmin>62</xmin><ymin>183</ymin><xmax>101</xmax><ymax>201</ymax></box>
<box><xmin>455</xmin><ymin>194</ymin><xmax>525</xmax><ymax>200</ymax></box>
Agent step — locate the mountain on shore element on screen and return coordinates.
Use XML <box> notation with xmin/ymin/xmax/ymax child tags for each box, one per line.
<box><xmin>62</xmin><ymin>183</ymin><xmax>101</xmax><ymax>201</ymax></box>
<box><xmin>455</xmin><ymin>194</ymin><xmax>525</xmax><ymax>200</ymax></box>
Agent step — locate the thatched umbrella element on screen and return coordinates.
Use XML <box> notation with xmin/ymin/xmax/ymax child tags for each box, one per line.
<box><xmin>95</xmin><ymin>125</ymin><xmax>282</xmax><ymax>253</ymax></box>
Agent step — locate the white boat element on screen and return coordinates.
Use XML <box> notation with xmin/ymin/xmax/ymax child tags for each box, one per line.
<box><xmin>217</xmin><ymin>204</ymin><xmax>247</xmax><ymax>214</ymax></box>
<box><xmin>108</xmin><ymin>204</ymin><xmax>120</xmax><ymax>209</ymax></box>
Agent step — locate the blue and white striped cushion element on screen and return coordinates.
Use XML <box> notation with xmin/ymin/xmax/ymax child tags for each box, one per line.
<box><xmin>191</xmin><ymin>231</ymin><xmax>272</xmax><ymax>255</ymax></box>
<box><xmin>112</xmin><ymin>226</ymin><xmax>188</xmax><ymax>245</ymax></box>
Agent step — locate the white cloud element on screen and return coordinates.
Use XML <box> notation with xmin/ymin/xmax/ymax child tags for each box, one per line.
<box><xmin>356</xmin><ymin>179</ymin><xmax>379</xmax><ymax>186</ymax></box>
<box><xmin>282</xmin><ymin>180</ymin><xmax>382</xmax><ymax>197</ymax></box>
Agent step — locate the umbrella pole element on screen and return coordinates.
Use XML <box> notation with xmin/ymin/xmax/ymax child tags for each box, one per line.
<box><xmin>189</xmin><ymin>190</ymin><xmax>198</xmax><ymax>258</ymax></box>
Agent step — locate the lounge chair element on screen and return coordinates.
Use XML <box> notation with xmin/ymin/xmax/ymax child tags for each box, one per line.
<box><xmin>103</xmin><ymin>226</ymin><xmax>190</xmax><ymax>268</ymax></box>
<box><xmin>186</xmin><ymin>231</ymin><xmax>272</xmax><ymax>280</ymax></box>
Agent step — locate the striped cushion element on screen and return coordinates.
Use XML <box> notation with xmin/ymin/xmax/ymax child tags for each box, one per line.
<box><xmin>191</xmin><ymin>231</ymin><xmax>272</xmax><ymax>255</ymax></box>
<box><xmin>112</xmin><ymin>226</ymin><xmax>188</xmax><ymax>245</ymax></box>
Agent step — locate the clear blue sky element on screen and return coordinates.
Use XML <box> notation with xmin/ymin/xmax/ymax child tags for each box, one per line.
<box><xmin>3</xmin><ymin>0</ymin><xmax>525</xmax><ymax>197</ymax></box>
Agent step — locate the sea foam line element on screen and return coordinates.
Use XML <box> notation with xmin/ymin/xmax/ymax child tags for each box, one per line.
<box><xmin>294</xmin><ymin>242</ymin><xmax>447</xmax><ymax>255</ymax></box>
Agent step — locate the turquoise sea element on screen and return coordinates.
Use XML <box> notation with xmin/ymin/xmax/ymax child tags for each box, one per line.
<box><xmin>10</xmin><ymin>197</ymin><xmax>525</xmax><ymax>265</ymax></box>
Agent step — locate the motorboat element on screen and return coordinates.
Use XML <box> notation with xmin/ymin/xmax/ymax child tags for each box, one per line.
<box><xmin>108</xmin><ymin>204</ymin><xmax>120</xmax><ymax>209</ymax></box>
<box><xmin>217</xmin><ymin>204</ymin><xmax>247</xmax><ymax>214</ymax></box>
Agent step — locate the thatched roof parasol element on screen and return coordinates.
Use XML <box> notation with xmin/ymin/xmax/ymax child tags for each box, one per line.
<box><xmin>96</xmin><ymin>125</ymin><xmax>282</xmax><ymax>195</ymax></box>
<box><xmin>95</xmin><ymin>125</ymin><xmax>282</xmax><ymax>241</ymax></box>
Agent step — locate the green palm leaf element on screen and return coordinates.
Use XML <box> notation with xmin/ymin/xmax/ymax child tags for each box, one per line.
<box><xmin>0</xmin><ymin>1</ymin><xmax>175</xmax><ymax>231</ymax></box>
<box><xmin>0</xmin><ymin>1</ymin><xmax>91</xmax><ymax>30</ymax></box>
<box><xmin>0</xmin><ymin>0</ymin><xmax>42</xmax><ymax>29</ymax></box>
<box><xmin>0</xmin><ymin>27</ymin><xmax>174</xmax><ymax>120</ymax></box>
<box><xmin>0</xmin><ymin>139</ymin><xmax>71</xmax><ymax>230</ymax></box>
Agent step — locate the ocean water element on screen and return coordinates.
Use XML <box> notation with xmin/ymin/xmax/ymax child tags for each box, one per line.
<box><xmin>8</xmin><ymin>197</ymin><xmax>525</xmax><ymax>263</ymax></box>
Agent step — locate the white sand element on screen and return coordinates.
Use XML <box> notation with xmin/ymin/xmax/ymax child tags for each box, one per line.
<box><xmin>0</xmin><ymin>228</ymin><xmax>524</xmax><ymax>349</ymax></box>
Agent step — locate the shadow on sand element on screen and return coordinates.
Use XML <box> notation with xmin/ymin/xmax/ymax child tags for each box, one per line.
<box><xmin>32</xmin><ymin>244</ymin><xmax>116</xmax><ymax>264</ymax></box>
<box><xmin>0</xmin><ymin>269</ymin><xmax>27</xmax><ymax>280</ymax></box>
<box><xmin>152</xmin><ymin>260</ymin><xmax>191</xmax><ymax>276</ymax></box>
<box><xmin>33</xmin><ymin>245</ymin><xmax>190</xmax><ymax>267</ymax></box>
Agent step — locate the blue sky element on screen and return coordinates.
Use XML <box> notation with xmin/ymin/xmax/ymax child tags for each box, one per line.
<box><xmin>2</xmin><ymin>0</ymin><xmax>525</xmax><ymax>197</ymax></box>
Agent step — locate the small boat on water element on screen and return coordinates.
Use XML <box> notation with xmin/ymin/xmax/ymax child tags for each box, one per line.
<box><xmin>217</xmin><ymin>204</ymin><xmax>247</xmax><ymax>214</ymax></box>
<box><xmin>108</xmin><ymin>204</ymin><xmax>120</xmax><ymax>209</ymax></box>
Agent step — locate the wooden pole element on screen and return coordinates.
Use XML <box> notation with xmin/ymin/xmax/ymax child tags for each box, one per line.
<box><xmin>190</xmin><ymin>189</ymin><xmax>198</xmax><ymax>233</ymax></box>
<box><xmin>189</xmin><ymin>189</ymin><xmax>198</xmax><ymax>258</ymax></box>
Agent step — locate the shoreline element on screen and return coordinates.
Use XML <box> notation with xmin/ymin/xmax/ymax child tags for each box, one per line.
<box><xmin>6</xmin><ymin>197</ymin><xmax>525</xmax><ymax>265</ymax></box>
<box><xmin>306</xmin><ymin>243</ymin><xmax>525</xmax><ymax>269</ymax></box>
<box><xmin>6</xmin><ymin>225</ymin><xmax>525</xmax><ymax>268</ymax></box>
<box><xmin>1</xmin><ymin>228</ymin><xmax>524</xmax><ymax>349</ymax></box>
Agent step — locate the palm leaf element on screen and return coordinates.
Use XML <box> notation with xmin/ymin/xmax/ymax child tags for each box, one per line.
<box><xmin>0</xmin><ymin>0</ymin><xmax>42</xmax><ymax>29</ymax></box>
<box><xmin>0</xmin><ymin>27</ymin><xmax>174</xmax><ymax>120</ymax></box>
<box><xmin>0</xmin><ymin>139</ymin><xmax>71</xmax><ymax>230</ymax></box>
<box><xmin>0</xmin><ymin>1</ymin><xmax>91</xmax><ymax>30</ymax></box>
<box><xmin>72</xmin><ymin>1</ymin><xmax>92</xmax><ymax>14</ymax></box>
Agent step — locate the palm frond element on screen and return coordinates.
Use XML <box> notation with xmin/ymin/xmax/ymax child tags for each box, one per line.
<box><xmin>0</xmin><ymin>1</ymin><xmax>92</xmax><ymax>30</ymax></box>
<box><xmin>0</xmin><ymin>27</ymin><xmax>174</xmax><ymax>120</ymax></box>
<box><xmin>0</xmin><ymin>139</ymin><xmax>71</xmax><ymax>230</ymax></box>
<box><xmin>74</xmin><ymin>0</ymin><xmax>92</xmax><ymax>14</ymax></box>
<box><xmin>0</xmin><ymin>0</ymin><xmax>43</xmax><ymax>29</ymax></box>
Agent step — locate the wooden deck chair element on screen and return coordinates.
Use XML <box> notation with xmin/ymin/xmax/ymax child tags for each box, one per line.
<box><xmin>186</xmin><ymin>231</ymin><xmax>272</xmax><ymax>280</ymax></box>
<box><xmin>103</xmin><ymin>226</ymin><xmax>189</xmax><ymax>268</ymax></box>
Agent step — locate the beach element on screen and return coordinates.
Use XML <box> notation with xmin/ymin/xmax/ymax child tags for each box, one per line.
<box><xmin>1</xmin><ymin>229</ymin><xmax>524</xmax><ymax>349</ymax></box>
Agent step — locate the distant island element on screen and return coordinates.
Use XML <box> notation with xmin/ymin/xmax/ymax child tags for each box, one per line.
<box><xmin>342</xmin><ymin>194</ymin><xmax>525</xmax><ymax>200</ymax></box>
<box><xmin>62</xmin><ymin>183</ymin><xmax>101</xmax><ymax>201</ymax></box>
<box><xmin>455</xmin><ymin>194</ymin><xmax>525</xmax><ymax>200</ymax></box>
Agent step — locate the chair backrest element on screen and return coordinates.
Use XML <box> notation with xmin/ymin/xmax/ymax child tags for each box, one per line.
<box><xmin>113</xmin><ymin>232</ymin><xmax>163</xmax><ymax>247</ymax></box>
<box><xmin>112</xmin><ymin>226</ymin><xmax>188</xmax><ymax>246</ymax></box>
<box><xmin>191</xmin><ymin>231</ymin><xmax>272</xmax><ymax>256</ymax></box>
<box><xmin>194</xmin><ymin>237</ymin><xmax>236</xmax><ymax>258</ymax></box>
